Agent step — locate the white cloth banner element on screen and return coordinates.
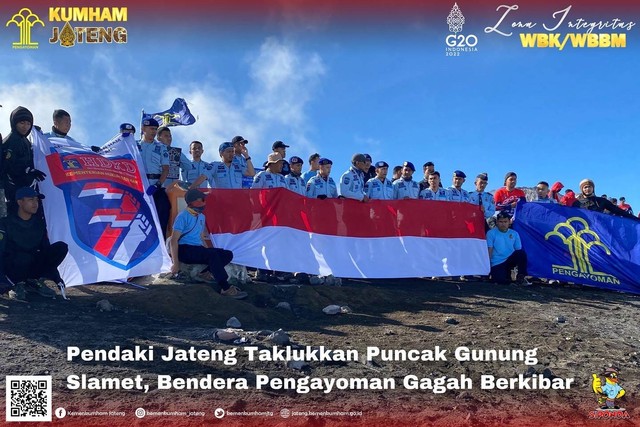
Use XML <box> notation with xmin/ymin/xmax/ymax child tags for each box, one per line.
<box><xmin>33</xmin><ymin>131</ymin><xmax>171</xmax><ymax>286</ymax></box>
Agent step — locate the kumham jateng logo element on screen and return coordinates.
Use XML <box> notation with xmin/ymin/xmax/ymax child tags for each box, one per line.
<box><xmin>48</xmin><ymin>7</ymin><xmax>127</xmax><ymax>47</ymax></box>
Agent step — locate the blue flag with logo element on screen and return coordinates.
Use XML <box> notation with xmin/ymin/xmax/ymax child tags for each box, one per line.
<box><xmin>512</xmin><ymin>202</ymin><xmax>640</xmax><ymax>294</ymax></box>
<box><xmin>142</xmin><ymin>98</ymin><xmax>196</xmax><ymax>127</ymax></box>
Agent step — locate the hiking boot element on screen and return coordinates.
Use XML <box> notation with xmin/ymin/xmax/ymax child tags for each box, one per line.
<box><xmin>26</xmin><ymin>279</ymin><xmax>57</xmax><ymax>298</ymax></box>
<box><xmin>220</xmin><ymin>285</ymin><xmax>248</xmax><ymax>300</ymax></box>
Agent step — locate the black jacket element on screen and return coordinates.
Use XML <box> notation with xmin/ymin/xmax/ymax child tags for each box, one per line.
<box><xmin>572</xmin><ymin>195</ymin><xmax>638</xmax><ymax>220</ymax></box>
<box><xmin>0</xmin><ymin>212</ymin><xmax>48</xmax><ymax>277</ymax></box>
<box><xmin>1</xmin><ymin>106</ymin><xmax>35</xmax><ymax>201</ymax></box>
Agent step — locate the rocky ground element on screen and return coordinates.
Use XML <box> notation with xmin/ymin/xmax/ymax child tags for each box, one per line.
<box><xmin>1</xmin><ymin>275</ymin><xmax>639</xmax><ymax>426</ymax></box>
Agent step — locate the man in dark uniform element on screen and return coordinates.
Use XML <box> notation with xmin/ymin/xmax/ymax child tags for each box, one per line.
<box><xmin>0</xmin><ymin>187</ymin><xmax>67</xmax><ymax>299</ymax></box>
<box><xmin>1</xmin><ymin>106</ymin><xmax>47</xmax><ymax>213</ymax></box>
<box><xmin>272</xmin><ymin>141</ymin><xmax>291</xmax><ymax>176</ymax></box>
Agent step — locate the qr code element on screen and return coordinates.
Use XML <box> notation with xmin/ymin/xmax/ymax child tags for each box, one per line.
<box><xmin>5</xmin><ymin>376</ymin><xmax>52</xmax><ymax>422</ymax></box>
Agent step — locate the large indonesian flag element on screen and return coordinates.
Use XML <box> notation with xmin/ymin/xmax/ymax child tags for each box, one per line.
<box><xmin>205</xmin><ymin>189</ymin><xmax>490</xmax><ymax>278</ymax></box>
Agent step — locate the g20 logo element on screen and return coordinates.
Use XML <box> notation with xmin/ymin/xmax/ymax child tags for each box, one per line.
<box><xmin>446</xmin><ymin>34</ymin><xmax>478</xmax><ymax>48</ymax></box>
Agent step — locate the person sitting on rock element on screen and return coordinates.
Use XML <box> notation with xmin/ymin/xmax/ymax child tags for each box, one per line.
<box><xmin>0</xmin><ymin>187</ymin><xmax>67</xmax><ymax>299</ymax></box>
<box><xmin>486</xmin><ymin>211</ymin><xmax>531</xmax><ymax>286</ymax></box>
<box><xmin>169</xmin><ymin>189</ymin><xmax>247</xmax><ymax>299</ymax></box>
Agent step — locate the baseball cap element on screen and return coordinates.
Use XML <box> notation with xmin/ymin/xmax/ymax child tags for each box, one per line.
<box><xmin>219</xmin><ymin>142</ymin><xmax>234</xmax><ymax>153</ymax></box>
<box><xmin>15</xmin><ymin>187</ymin><xmax>45</xmax><ymax>201</ymax></box>
<box><xmin>375</xmin><ymin>161</ymin><xmax>389</xmax><ymax>168</ymax></box>
<box><xmin>289</xmin><ymin>156</ymin><xmax>304</xmax><ymax>165</ymax></box>
<box><xmin>476</xmin><ymin>173</ymin><xmax>488</xmax><ymax>181</ymax></box>
<box><xmin>142</xmin><ymin>118</ymin><xmax>159</xmax><ymax>127</ymax></box>
<box><xmin>318</xmin><ymin>158</ymin><xmax>333</xmax><ymax>165</ymax></box>
<box><xmin>267</xmin><ymin>153</ymin><xmax>285</xmax><ymax>164</ymax></box>
<box><xmin>185</xmin><ymin>189</ymin><xmax>207</xmax><ymax>205</ymax></box>
<box><xmin>364</xmin><ymin>154</ymin><xmax>372</xmax><ymax>162</ymax></box>
<box><xmin>231</xmin><ymin>135</ymin><xmax>248</xmax><ymax>144</ymax></box>
<box><xmin>272</xmin><ymin>140</ymin><xmax>290</xmax><ymax>150</ymax></box>
<box><xmin>453</xmin><ymin>170</ymin><xmax>466</xmax><ymax>178</ymax></box>
<box><xmin>403</xmin><ymin>161</ymin><xmax>415</xmax><ymax>172</ymax></box>
<box><xmin>120</xmin><ymin>123</ymin><xmax>136</xmax><ymax>133</ymax></box>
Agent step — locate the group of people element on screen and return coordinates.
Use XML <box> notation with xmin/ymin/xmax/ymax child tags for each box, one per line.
<box><xmin>1</xmin><ymin>105</ymin><xmax>638</xmax><ymax>301</ymax></box>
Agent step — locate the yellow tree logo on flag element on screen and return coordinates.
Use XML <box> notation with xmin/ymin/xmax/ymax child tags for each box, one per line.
<box><xmin>6</xmin><ymin>8</ymin><xmax>44</xmax><ymax>49</ymax></box>
<box><xmin>545</xmin><ymin>217</ymin><xmax>615</xmax><ymax>278</ymax></box>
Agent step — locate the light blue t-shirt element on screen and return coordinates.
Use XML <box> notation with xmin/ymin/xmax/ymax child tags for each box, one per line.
<box><xmin>486</xmin><ymin>227</ymin><xmax>522</xmax><ymax>266</ymax></box>
<box><xmin>173</xmin><ymin>210</ymin><xmax>206</xmax><ymax>247</ymax></box>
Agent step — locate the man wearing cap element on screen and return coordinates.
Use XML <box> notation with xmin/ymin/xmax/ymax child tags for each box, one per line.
<box><xmin>618</xmin><ymin>197</ymin><xmax>633</xmax><ymax>215</ymax></box>
<box><xmin>169</xmin><ymin>189</ymin><xmax>247</xmax><ymax>299</ymax></box>
<box><xmin>0</xmin><ymin>187</ymin><xmax>67</xmax><ymax>299</ymax></box>
<box><xmin>364</xmin><ymin>161</ymin><xmax>394</xmax><ymax>200</ymax></box>
<box><xmin>419</xmin><ymin>171</ymin><xmax>451</xmax><ymax>201</ymax></box>
<box><xmin>92</xmin><ymin>123</ymin><xmax>136</xmax><ymax>153</ymax></box>
<box><xmin>209</xmin><ymin>142</ymin><xmax>250</xmax><ymax>189</ymax></box>
<box><xmin>272</xmin><ymin>141</ymin><xmax>291</xmax><ymax>176</ymax></box>
<box><xmin>285</xmin><ymin>156</ymin><xmax>306</xmax><ymax>196</ymax></box>
<box><xmin>231</xmin><ymin>136</ymin><xmax>255</xmax><ymax>181</ymax></box>
<box><xmin>302</xmin><ymin>153</ymin><xmax>321</xmax><ymax>184</ymax></box>
<box><xmin>572</xmin><ymin>179</ymin><xmax>638</xmax><ymax>219</ymax></box>
<box><xmin>468</xmin><ymin>173</ymin><xmax>496</xmax><ymax>225</ymax></box>
<box><xmin>138</xmin><ymin>118</ymin><xmax>171</xmax><ymax>238</ymax></box>
<box><xmin>493</xmin><ymin>172</ymin><xmax>526</xmax><ymax>218</ymax></box>
<box><xmin>363</xmin><ymin>154</ymin><xmax>376</xmax><ymax>182</ymax></box>
<box><xmin>393</xmin><ymin>161</ymin><xmax>420</xmax><ymax>200</ymax></box>
<box><xmin>487</xmin><ymin>211</ymin><xmax>531</xmax><ymax>285</ymax></box>
<box><xmin>306</xmin><ymin>158</ymin><xmax>338</xmax><ymax>199</ymax></box>
<box><xmin>252</xmin><ymin>153</ymin><xmax>288</xmax><ymax>189</ymax></box>
<box><xmin>448</xmin><ymin>170</ymin><xmax>470</xmax><ymax>203</ymax></box>
<box><xmin>339</xmin><ymin>154</ymin><xmax>369</xmax><ymax>202</ymax></box>
<box><xmin>2</xmin><ymin>106</ymin><xmax>47</xmax><ymax>213</ymax></box>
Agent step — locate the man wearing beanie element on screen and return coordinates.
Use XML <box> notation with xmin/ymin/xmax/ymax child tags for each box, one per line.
<box><xmin>572</xmin><ymin>179</ymin><xmax>637</xmax><ymax>219</ymax></box>
<box><xmin>493</xmin><ymin>171</ymin><xmax>526</xmax><ymax>218</ymax></box>
<box><xmin>1</xmin><ymin>106</ymin><xmax>47</xmax><ymax>213</ymax></box>
<box><xmin>169</xmin><ymin>189</ymin><xmax>248</xmax><ymax>299</ymax></box>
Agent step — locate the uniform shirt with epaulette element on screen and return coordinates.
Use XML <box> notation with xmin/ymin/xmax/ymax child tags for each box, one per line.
<box><xmin>448</xmin><ymin>187</ymin><xmax>470</xmax><ymax>203</ymax></box>
<box><xmin>365</xmin><ymin>177</ymin><xmax>394</xmax><ymax>200</ymax></box>
<box><xmin>139</xmin><ymin>140</ymin><xmax>170</xmax><ymax>185</ymax></box>
<box><xmin>393</xmin><ymin>178</ymin><xmax>419</xmax><ymax>199</ymax></box>
<box><xmin>209</xmin><ymin>161</ymin><xmax>245</xmax><ymax>189</ymax></box>
<box><xmin>339</xmin><ymin>166</ymin><xmax>366</xmax><ymax>201</ymax></box>
<box><xmin>184</xmin><ymin>160</ymin><xmax>215</xmax><ymax>189</ymax></box>
<box><xmin>306</xmin><ymin>175</ymin><xmax>338</xmax><ymax>198</ymax></box>
<box><xmin>285</xmin><ymin>173</ymin><xmax>306</xmax><ymax>196</ymax></box>
<box><xmin>468</xmin><ymin>191</ymin><xmax>496</xmax><ymax>218</ymax></box>
<box><xmin>252</xmin><ymin>171</ymin><xmax>288</xmax><ymax>189</ymax></box>
<box><xmin>419</xmin><ymin>187</ymin><xmax>451</xmax><ymax>201</ymax></box>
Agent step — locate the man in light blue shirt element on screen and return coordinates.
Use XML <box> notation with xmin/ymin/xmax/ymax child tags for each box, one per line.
<box><xmin>486</xmin><ymin>212</ymin><xmax>530</xmax><ymax>285</ymax></box>
<box><xmin>365</xmin><ymin>161</ymin><xmax>394</xmax><ymax>200</ymax></box>
<box><xmin>534</xmin><ymin>181</ymin><xmax>557</xmax><ymax>203</ymax></box>
<box><xmin>302</xmin><ymin>153</ymin><xmax>320</xmax><ymax>184</ymax></box>
<box><xmin>339</xmin><ymin>153</ymin><xmax>369</xmax><ymax>202</ymax></box>
<box><xmin>209</xmin><ymin>142</ymin><xmax>249</xmax><ymax>189</ymax></box>
<box><xmin>306</xmin><ymin>158</ymin><xmax>338</xmax><ymax>199</ymax></box>
<box><xmin>392</xmin><ymin>161</ymin><xmax>420</xmax><ymax>199</ymax></box>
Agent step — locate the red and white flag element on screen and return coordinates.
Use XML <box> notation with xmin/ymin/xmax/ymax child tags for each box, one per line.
<box><xmin>205</xmin><ymin>189</ymin><xmax>490</xmax><ymax>278</ymax></box>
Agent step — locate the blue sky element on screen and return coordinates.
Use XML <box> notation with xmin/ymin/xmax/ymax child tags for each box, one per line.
<box><xmin>1</xmin><ymin>3</ymin><xmax>639</xmax><ymax>208</ymax></box>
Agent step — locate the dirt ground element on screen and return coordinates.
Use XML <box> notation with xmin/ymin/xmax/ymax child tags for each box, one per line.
<box><xmin>1</xmin><ymin>275</ymin><xmax>639</xmax><ymax>426</ymax></box>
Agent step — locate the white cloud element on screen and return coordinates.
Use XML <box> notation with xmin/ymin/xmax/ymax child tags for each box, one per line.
<box><xmin>0</xmin><ymin>79</ymin><xmax>82</xmax><ymax>140</ymax></box>
<box><xmin>155</xmin><ymin>37</ymin><xmax>326</xmax><ymax>163</ymax></box>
